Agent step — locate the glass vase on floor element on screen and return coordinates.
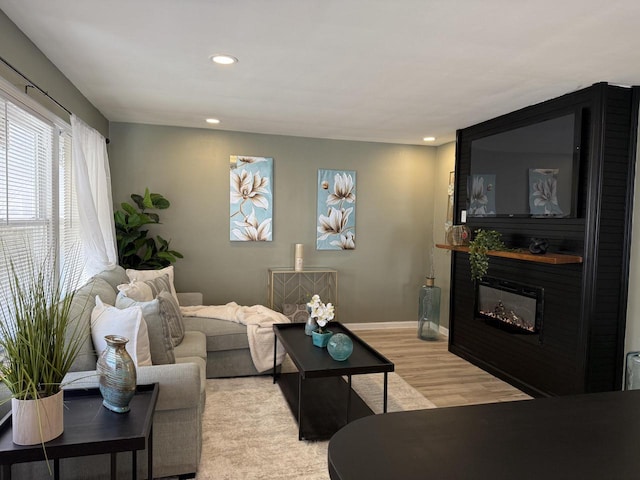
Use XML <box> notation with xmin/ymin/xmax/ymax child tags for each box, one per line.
<box><xmin>418</xmin><ymin>277</ymin><xmax>441</xmax><ymax>341</ymax></box>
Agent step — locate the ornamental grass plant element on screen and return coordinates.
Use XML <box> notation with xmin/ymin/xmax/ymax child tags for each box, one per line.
<box><xmin>0</xmin><ymin>245</ymin><xmax>85</xmax><ymax>401</ymax></box>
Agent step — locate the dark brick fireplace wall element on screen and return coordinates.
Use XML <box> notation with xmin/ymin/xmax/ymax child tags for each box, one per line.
<box><xmin>448</xmin><ymin>83</ymin><xmax>639</xmax><ymax>396</ymax></box>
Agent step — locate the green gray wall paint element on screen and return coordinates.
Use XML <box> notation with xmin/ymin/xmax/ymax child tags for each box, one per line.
<box><xmin>0</xmin><ymin>10</ymin><xmax>108</xmax><ymax>135</ymax></box>
<box><xmin>108</xmin><ymin>123</ymin><xmax>450</xmax><ymax>325</ymax></box>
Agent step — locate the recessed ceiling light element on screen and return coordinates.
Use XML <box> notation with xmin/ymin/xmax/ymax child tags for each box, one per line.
<box><xmin>423</xmin><ymin>136</ymin><xmax>436</xmax><ymax>142</ymax></box>
<box><xmin>206</xmin><ymin>118</ymin><xmax>220</xmax><ymax>124</ymax></box>
<box><xmin>210</xmin><ymin>54</ymin><xmax>238</xmax><ymax>65</ymax></box>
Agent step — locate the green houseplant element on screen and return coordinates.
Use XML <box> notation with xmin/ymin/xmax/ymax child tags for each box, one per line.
<box><xmin>468</xmin><ymin>229</ymin><xmax>507</xmax><ymax>281</ymax></box>
<box><xmin>0</xmin><ymin>247</ymin><xmax>85</xmax><ymax>445</ymax></box>
<box><xmin>114</xmin><ymin>188</ymin><xmax>183</xmax><ymax>269</ymax></box>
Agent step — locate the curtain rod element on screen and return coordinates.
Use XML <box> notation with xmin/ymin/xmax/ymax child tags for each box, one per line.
<box><xmin>0</xmin><ymin>54</ymin><xmax>72</xmax><ymax>115</ymax></box>
<box><xmin>0</xmin><ymin>54</ymin><xmax>110</xmax><ymax>143</ymax></box>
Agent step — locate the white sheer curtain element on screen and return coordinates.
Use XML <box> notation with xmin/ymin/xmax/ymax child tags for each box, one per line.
<box><xmin>71</xmin><ymin>114</ymin><xmax>118</xmax><ymax>276</ymax></box>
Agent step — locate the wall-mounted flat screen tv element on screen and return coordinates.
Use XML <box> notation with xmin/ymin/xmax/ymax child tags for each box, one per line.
<box><xmin>468</xmin><ymin>112</ymin><xmax>581</xmax><ymax>218</ymax></box>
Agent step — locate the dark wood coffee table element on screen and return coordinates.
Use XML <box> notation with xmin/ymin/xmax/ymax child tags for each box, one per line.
<box><xmin>273</xmin><ymin>322</ymin><xmax>394</xmax><ymax>440</ymax></box>
<box><xmin>328</xmin><ymin>389</ymin><xmax>640</xmax><ymax>479</ymax></box>
<box><xmin>0</xmin><ymin>383</ymin><xmax>158</xmax><ymax>480</ymax></box>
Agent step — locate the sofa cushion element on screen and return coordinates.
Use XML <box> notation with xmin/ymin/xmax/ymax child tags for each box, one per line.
<box><xmin>157</xmin><ymin>290</ymin><xmax>185</xmax><ymax>346</ymax></box>
<box><xmin>68</xmin><ymin>277</ymin><xmax>117</xmax><ymax>372</ymax></box>
<box><xmin>117</xmin><ymin>274</ymin><xmax>172</xmax><ymax>302</ymax></box>
<box><xmin>126</xmin><ymin>266</ymin><xmax>179</xmax><ymax>303</ymax></box>
<box><xmin>182</xmin><ymin>316</ymin><xmax>249</xmax><ymax>352</ymax></box>
<box><xmin>91</xmin><ymin>295</ymin><xmax>152</xmax><ymax>367</ymax></box>
<box><xmin>115</xmin><ymin>294</ymin><xmax>176</xmax><ymax>365</ymax></box>
<box><xmin>173</xmin><ymin>331</ymin><xmax>207</xmax><ymax>362</ymax></box>
<box><xmin>93</xmin><ymin>265</ymin><xmax>128</xmax><ymax>291</ymax></box>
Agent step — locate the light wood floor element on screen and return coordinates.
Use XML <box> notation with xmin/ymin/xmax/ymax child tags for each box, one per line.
<box><xmin>355</xmin><ymin>327</ymin><xmax>532</xmax><ymax>408</ymax></box>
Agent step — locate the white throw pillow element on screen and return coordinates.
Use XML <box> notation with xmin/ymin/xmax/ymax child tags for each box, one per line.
<box><xmin>126</xmin><ymin>266</ymin><xmax>179</xmax><ymax>303</ymax></box>
<box><xmin>116</xmin><ymin>280</ymin><xmax>153</xmax><ymax>302</ymax></box>
<box><xmin>91</xmin><ymin>295</ymin><xmax>152</xmax><ymax>367</ymax></box>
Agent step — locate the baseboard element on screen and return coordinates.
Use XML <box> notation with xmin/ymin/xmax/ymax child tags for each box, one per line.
<box><xmin>344</xmin><ymin>321</ymin><xmax>449</xmax><ymax>337</ymax></box>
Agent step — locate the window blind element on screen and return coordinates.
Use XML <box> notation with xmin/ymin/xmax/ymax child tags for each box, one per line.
<box><xmin>0</xmin><ymin>83</ymin><xmax>83</xmax><ymax>313</ymax></box>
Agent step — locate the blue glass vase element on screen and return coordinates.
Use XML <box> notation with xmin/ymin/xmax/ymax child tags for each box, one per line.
<box><xmin>327</xmin><ymin>333</ymin><xmax>353</xmax><ymax>361</ymax></box>
<box><xmin>305</xmin><ymin>316</ymin><xmax>317</xmax><ymax>336</ymax></box>
<box><xmin>418</xmin><ymin>277</ymin><xmax>441</xmax><ymax>341</ymax></box>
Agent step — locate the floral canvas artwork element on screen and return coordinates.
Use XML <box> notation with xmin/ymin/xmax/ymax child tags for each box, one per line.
<box><xmin>229</xmin><ymin>155</ymin><xmax>273</xmax><ymax>241</ymax></box>
<box><xmin>317</xmin><ymin>169</ymin><xmax>356</xmax><ymax>250</ymax></box>
<box><xmin>468</xmin><ymin>174</ymin><xmax>496</xmax><ymax>216</ymax></box>
<box><xmin>529</xmin><ymin>168</ymin><xmax>563</xmax><ymax>216</ymax></box>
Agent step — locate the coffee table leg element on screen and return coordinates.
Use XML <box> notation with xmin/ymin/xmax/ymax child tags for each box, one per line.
<box><xmin>273</xmin><ymin>335</ymin><xmax>277</xmax><ymax>384</ymax></box>
<box><xmin>148</xmin><ymin>425</ymin><xmax>153</xmax><ymax>480</ymax></box>
<box><xmin>298</xmin><ymin>373</ymin><xmax>303</xmax><ymax>440</ymax></box>
<box><xmin>131</xmin><ymin>448</ymin><xmax>137</xmax><ymax>480</ymax></box>
<box><xmin>111</xmin><ymin>453</ymin><xmax>117</xmax><ymax>480</ymax></box>
<box><xmin>347</xmin><ymin>375</ymin><xmax>352</xmax><ymax>424</ymax></box>
<box><xmin>1</xmin><ymin>464</ymin><xmax>10</xmax><ymax>480</ymax></box>
<box><xmin>383</xmin><ymin>372</ymin><xmax>388</xmax><ymax>413</ymax></box>
<box><xmin>54</xmin><ymin>459</ymin><xmax>59</xmax><ymax>480</ymax></box>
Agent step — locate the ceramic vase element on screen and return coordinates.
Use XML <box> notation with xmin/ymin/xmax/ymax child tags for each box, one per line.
<box><xmin>97</xmin><ymin>335</ymin><xmax>137</xmax><ymax>413</ymax></box>
<box><xmin>11</xmin><ymin>389</ymin><xmax>64</xmax><ymax>445</ymax></box>
<box><xmin>312</xmin><ymin>329</ymin><xmax>333</xmax><ymax>348</ymax></box>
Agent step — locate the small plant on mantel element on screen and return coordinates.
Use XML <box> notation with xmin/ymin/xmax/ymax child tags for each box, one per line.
<box><xmin>468</xmin><ymin>229</ymin><xmax>508</xmax><ymax>281</ymax></box>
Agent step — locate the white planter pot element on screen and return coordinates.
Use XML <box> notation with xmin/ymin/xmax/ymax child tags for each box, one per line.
<box><xmin>11</xmin><ymin>390</ymin><xmax>64</xmax><ymax>445</ymax></box>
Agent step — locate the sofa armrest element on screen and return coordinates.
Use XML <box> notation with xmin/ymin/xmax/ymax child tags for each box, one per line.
<box><xmin>63</xmin><ymin>361</ymin><xmax>201</xmax><ymax>411</ymax></box>
<box><xmin>177</xmin><ymin>292</ymin><xmax>203</xmax><ymax>306</ymax></box>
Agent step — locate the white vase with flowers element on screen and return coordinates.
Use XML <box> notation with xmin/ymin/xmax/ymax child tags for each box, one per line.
<box><xmin>307</xmin><ymin>294</ymin><xmax>335</xmax><ymax>347</ymax></box>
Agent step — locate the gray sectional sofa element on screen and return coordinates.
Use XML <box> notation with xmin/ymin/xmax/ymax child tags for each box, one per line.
<box><xmin>2</xmin><ymin>265</ymin><xmax>261</xmax><ymax>479</ymax></box>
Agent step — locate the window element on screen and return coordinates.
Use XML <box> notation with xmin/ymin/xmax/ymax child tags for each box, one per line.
<box><xmin>0</xmin><ymin>80</ymin><xmax>83</xmax><ymax>307</ymax></box>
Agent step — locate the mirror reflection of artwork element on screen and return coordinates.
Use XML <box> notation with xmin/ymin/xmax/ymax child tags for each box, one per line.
<box><xmin>468</xmin><ymin>174</ymin><xmax>496</xmax><ymax>217</ymax></box>
<box><xmin>529</xmin><ymin>169</ymin><xmax>563</xmax><ymax>216</ymax></box>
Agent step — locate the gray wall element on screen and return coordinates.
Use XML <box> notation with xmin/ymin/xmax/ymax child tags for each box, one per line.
<box><xmin>0</xmin><ymin>10</ymin><xmax>108</xmax><ymax>135</ymax></box>
<box><xmin>108</xmin><ymin>123</ymin><xmax>443</xmax><ymax>325</ymax></box>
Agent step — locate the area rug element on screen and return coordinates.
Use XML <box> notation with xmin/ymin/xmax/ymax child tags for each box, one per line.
<box><xmin>192</xmin><ymin>372</ymin><xmax>435</xmax><ymax>480</ymax></box>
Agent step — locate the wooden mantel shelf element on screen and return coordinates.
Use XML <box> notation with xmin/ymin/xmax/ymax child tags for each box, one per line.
<box><xmin>436</xmin><ymin>243</ymin><xmax>583</xmax><ymax>265</ymax></box>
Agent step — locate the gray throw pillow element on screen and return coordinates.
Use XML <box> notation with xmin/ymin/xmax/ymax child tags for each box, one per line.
<box><xmin>144</xmin><ymin>274</ymin><xmax>173</xmax><ymax>298</ymax></box>
<box><xmin>157</xmin><ymin>289</ymin><xmax>185</xmax><ymax>347</ymax></box>
<box><xmin>115</xmin><ymin>293</ymin><xmax>175</xmax><ymax>365</ymax></box>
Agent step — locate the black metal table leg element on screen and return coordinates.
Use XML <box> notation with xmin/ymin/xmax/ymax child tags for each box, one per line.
<box><xmin>383</xmin><ymin>372</ymin><xmax>388</xmax><ymax>413</ymax></box>
<box><xmin>273</xmin><ymin>334</ymin><xmax>278</xmax><ymax>384</ymax></box>
<box><xmin>0</xmin><ymin>464</ymin><xmax>9</xmax><ymax>480</ymax></box>
<box><xmin>147</xmin><ymin>425</ymin><xmax>153</xmax><ymax>480</ymax></box>
<box><xmin>54</xmin><ymin>459</ymin><xmax>60</xmax><ymax>480</ymax></box>
<box><xmin>298</xmin><ymin>373</ymin><xmax>303</xmax><ymax>440</ymax></box>
<box><xmin>111</xmin><ymin>453</ymin><xmax>117</xmax><ymax>480</ymax></box>
<box><xmin>347</xmin><ymin>375</ymin><xmax>352</xmax><ymax>423</ymax></box>
<box><xmin>132</xmin><ymin>448</ymin><xmax>137</xmax><ymax>480</ymax></box>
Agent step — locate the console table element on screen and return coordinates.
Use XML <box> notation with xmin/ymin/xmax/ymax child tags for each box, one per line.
<box><xmin>0</xmin><ymin>384</ymin><xmax>158</xmax><ymax>480</ymax></box>
<box><xmin>328</xmin><ymin>389</ymin><xmax>640</xmax><ymax>479</ymax></box>
<box><xmin>267</xmin><ymin>268</ymin><xmax>337</xmax><ymax>315</ymax></box>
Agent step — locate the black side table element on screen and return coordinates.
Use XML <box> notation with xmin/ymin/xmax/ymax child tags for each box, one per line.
<box><xmin>0</xmin><ymin>383</ymin><xmax>158</xmax><ymax>480</ymax></box>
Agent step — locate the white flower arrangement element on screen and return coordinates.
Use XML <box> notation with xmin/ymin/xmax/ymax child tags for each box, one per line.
<box><xmin>306</xmin><ymin>294</ymin><xmax>335</xmax><ymax>333</ymax></box>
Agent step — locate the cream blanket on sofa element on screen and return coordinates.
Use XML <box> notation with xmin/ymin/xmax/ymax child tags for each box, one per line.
<box><xmin>180</xmin><ymin>302</ymin><xmax>290</xmax><ymax>373</ymax></box>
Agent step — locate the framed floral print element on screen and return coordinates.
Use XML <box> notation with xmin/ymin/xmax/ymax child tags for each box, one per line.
<box><xmin>230</xmin><ymin>155</ymin><xmax>273</xmax><ymax>241</ymax></box>
<box><xmin>316</xmin><ymin>169</ymin><xmax>356</xmax><ymax>250</ymax></box>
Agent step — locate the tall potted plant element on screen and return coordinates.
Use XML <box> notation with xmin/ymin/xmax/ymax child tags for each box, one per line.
<box><xmin>114</xmin><ymin>188</ymin><xmax>183</xmax><ymax>269</ymax></box>
<box><xmin>0</xmin><ymin>248</ymin><xmax>84</xmax><ymax>445</ymax></box>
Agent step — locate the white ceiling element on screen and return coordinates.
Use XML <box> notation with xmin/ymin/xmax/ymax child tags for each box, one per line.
<box><xmin>2</xmin><ymin>0</ymin><xmax>640</xmax><ymax>146</ymax></box>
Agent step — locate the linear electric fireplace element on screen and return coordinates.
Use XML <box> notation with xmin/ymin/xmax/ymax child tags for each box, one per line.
<box><xmin>476</xmin><ymin>277</ymin><xmax>544</xmax><ymax>335</ymax></box>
